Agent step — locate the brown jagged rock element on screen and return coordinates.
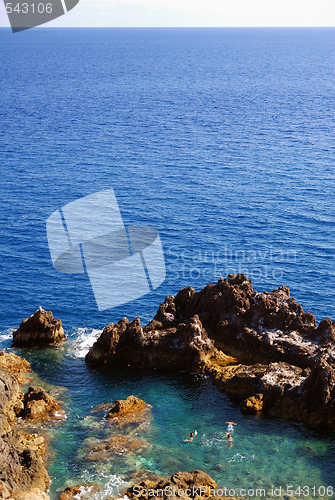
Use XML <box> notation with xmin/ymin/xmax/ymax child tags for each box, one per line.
<box><xmin>108</xmin><ymin>395</ymin><xmax>151</xmax><ymax>429</ymax></box>
<box><xmin>91</xmin><ymin>395</ymin><xmax>152</xmax><ymax>432</ymax></box>
<box><xmin>108</xmin><ymin>395</ymin><xmax>148</xmax><ymax>418</ymax></box>
<box><xmin>15</xmin><ymin>432</ymin><xmax>47</xmax><ymax>456</ymax></box>
<box><xmin>21</xmin><ymin>386</ymin><xmax>64</xmax><ymax>422</ymax></box>
<box><xmin>13</xmin><ymin>309</ymin><xmax>65</xmax><ymax>347</ymax></box>
<box><xmin>86</xmin><ymin>315</ymin><xmax>215</xmax><ymax>371</ymax></box>
<box><xmin>124</xmin><ymin>469</ymin><xmax>230</xmax><ymax>500</ymax></box>
<box><xmin>59</xmin><ymin>483</ymin><xmax>99</xmax><ymax>500</ymax></box>
<box><xmin>316</xmin><ymin>318</ymin><xmax>335</xmax><ymax>344</ymax></box>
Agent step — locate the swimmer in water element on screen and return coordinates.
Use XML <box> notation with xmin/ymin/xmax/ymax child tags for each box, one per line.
<box><xmin>226</xmin><ymin>432</ymin><xmax>233</xmax><ymax>448</ymax></box>
<box><xmin>183</xmin><ymin>430</ymin><xmax>197</xmax><ymax>442</ymax></box>
<box><xmin>225</xmin><ymin>420</ymin><xmax>237</xmax><ymax>433</ymax></box>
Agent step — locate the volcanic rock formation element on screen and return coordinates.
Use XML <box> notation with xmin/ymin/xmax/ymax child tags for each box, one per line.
<box><xmin>86</xmin><ymin>274</ymin><xmax>335</xmax><ymax>431</ymax></box>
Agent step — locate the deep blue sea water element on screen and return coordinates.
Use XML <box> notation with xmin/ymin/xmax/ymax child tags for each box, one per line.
<box><xmin>0</xmin><ymin>28</ymin><xmax>335</xmax><ymax>499</ymax></box>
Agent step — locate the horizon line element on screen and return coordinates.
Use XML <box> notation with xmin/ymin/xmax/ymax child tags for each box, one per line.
<box><xmin>1</xmin><ymin>25</ymin><xmax>334</xmax><ymax>29</ymax></box>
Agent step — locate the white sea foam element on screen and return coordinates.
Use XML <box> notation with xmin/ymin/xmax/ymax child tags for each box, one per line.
<box><xmin>64</xmin><ymin>472</ymin><xmax>125</xmax><ymax>500</ymax></box>
<box><xmin>68</xmin><ymin>328</ymin><xmax>103</xmax><ymax>358</ymax></box>
<box><xmin>229</xmin><ymin>453</ymin><xmax>246</xmax><ymax>462</ymax></box>
<box><xmin>95</xmin><ymin>475</ymin><xmax>125</xmax><ymax>499</ymax></box>
<box><xmin>0</xmin><ymin>329</ymin><xmax>14</xmax><ymax>345</ymax></box>
<box><xmin>228</xmin><ymin>452</ymin><xmax>255</xmax><ymax>463</ymax></box>
<box><xmin>103</xmin><ymin>475</ymin><xmax>125</xmax><ymax>493</ymax></box>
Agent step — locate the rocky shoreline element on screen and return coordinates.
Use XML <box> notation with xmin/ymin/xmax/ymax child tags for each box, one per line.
<box><xmin>0</xmin><ymin>351</ymin><xmax>64</xmax><ymax>499</ymax></box>
<box><xmin>1</xmin><ymin>276</ymin><xmax>334</xmax><ymax>498</ymax></box>
<box><xmin>86</xmin><ymin>274</ymin><xmax>335</xmax><ymax>431</ymax></box>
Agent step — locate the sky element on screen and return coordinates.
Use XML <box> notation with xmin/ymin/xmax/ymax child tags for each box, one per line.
<box><xmin>0</xmin><ymin>0</ymin><xmax>334</xmax><ymax>28</ymax></box>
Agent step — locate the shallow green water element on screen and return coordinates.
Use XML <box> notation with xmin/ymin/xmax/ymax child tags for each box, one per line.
<box><xmin>2</xmin><ymin>330</ymin><xmax>335</xmax><ymax>500</ymax></box>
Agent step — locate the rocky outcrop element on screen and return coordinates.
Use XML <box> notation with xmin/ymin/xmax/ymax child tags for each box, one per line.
<box><xmin>124</xmin><ymin>470</ymin><xmax>234</xmax><ymax>500</ymax></box>
<box><xmin>86</xmin><ymin>315</ymin><xmax>214</xmax><ymax>371</ymax></box>
<box><xmin>86</xmin><ymin>274</ymin><xmax>335</xmax><ymax>431</ymax></box>
<box><xmin>13</xmin><ymin>309</ymin><xmax>65</xmax><ymax>347</ymax></box>
<box><xmin>107</xmin><ymin>395</ymin><xmax>148</xmax><ymax>419</ymax></box>
<box><xmin>0</xmin><ymin>393</ymin><xmax>50</xmax><ymax>498</ymax></box>
<box><xmin>21</xmin><ymin>386</ymin><xmax>64</xmax><ymax>421</ymax></box>
<box><xmin>92</xmin><ymin>395</ymin><xmax>152</xmax><ymax>433</ymax></box>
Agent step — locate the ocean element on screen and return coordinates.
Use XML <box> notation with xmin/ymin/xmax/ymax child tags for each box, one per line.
<box><xmin>0</xmin><ymin>27</ymin><xmax>334</xmax><ymax>498</ymax></box>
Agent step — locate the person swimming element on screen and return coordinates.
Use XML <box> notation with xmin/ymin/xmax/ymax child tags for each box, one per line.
<box><xmin>226</xmin><ymin>420</ymin><xmax>237</xmax><ymax>433</ymax></box>
<box><xmin>183</xmin><ymin>430</ymin><xmax>197</xmax><ymax>442</ymax></box>
<box><xmin>226</xmin><ymin>432</ymin><xmax>234</xmax><ymax>448</ymax></box>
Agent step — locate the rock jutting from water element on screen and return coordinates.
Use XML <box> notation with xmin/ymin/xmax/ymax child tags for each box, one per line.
<box><xmin>91</xmin><ymin>395</ymin><xmax>152</xmax><ymax>432</ymax></box>
<box><xmin>86</xmin><ymin>274</ymin><xmax>335</xmax><ymax>431</ymax></box>
<box><xmin>12</xmin><ymin>308</ymin><xmax>66</xmax><ymax>347</ymax></box>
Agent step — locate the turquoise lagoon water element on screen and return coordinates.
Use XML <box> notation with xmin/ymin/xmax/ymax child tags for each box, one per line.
<box><xmin>0</xmin><ymin>27</ymin><xmax>334</xmax><ymax>498</ymax></box>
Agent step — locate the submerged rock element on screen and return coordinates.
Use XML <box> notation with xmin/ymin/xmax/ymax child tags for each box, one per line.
<box><xmin>80</xmin><ymin>434</ymin><xmax>150</xmax><ymax>462</ymax></box>
<box><xmin>86</xmin><ymin>275</ymin><xmax>335</xmax><ymax>431</ymax></box>
<box><xmin>13</xmin><ymin>309</ymin><xmax>65</xmax><ymax>347</ymax></box>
